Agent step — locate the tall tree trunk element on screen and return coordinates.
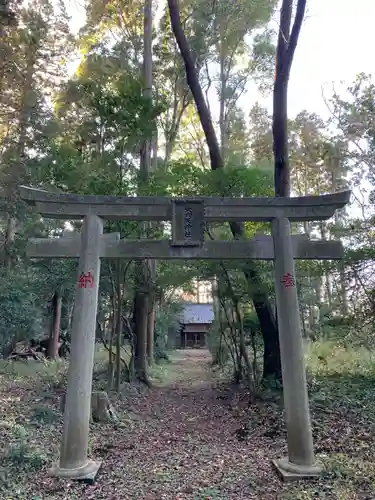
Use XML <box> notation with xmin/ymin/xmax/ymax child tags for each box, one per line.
<box><xmin>133</xmin><ymin>282</ymin><xmax>150</xmax><ymax>385</ymax></box>
<box><xmin>221</xmin><ymin>264</ymin><xmax>255</xmax><ymax>392</ymax></box>
<box><xmin>325</xmin><ymin>275</ymin><xmax>332</xmax><ymax>309</ymax></box>
<box><xmin>335</xmin><ymin>222</ymin><xmax>348</xmax><ymax>315</ymax></box>
<box><xmin>3</xmin><ymin>37</ymin><xmax>37</xmax><ymax>271</ymax></box>
<box><xmin>332</xmin><ymin>168</ymin><xmax>348</xmax><ymax>316</ymax></box>
<box><xmin>273</xmin><ymin>0</ymin><xmax>306</xmax><ymax>196</ymax></box>
<box><xmin>67</xmin><ymin>299</ymin><xmax>74</xmax><ymax>336</ymax></box>
<box><xmin>235</xmin><ymin>299</ymin><xmax>255</xmax><ymax>394</ymax></box>
<box><xmin>339</xmin><ymin>265</ymin><xmax>348</xmax><ymax>315</ymax></box>
<box><xmin>168</xmin><ymin>0</ymin><xmax>222</xmax><ymax>168</ymax></box>
<box><xmin>133</xmin><ymin>265</ymin><xmax>150</xmax><ymax>383</ymax></box>
<box><xmin>48</xmin><ymin>291</ymin><xmax>62</xmax><ymax>359</ymax></box>
<box><xmin>147</xmin><ymin>258</ymin><xmax>156</xmax><ymax>364</ymax></box>
<box><xmin>314</xmin><ymin>277</ymin><xmax>322</xmax><ymax>309</ymax></box>
<box><xmin>115</xmin><ymin>260</ymin><xmax>122</xmax><ymax>392</ymax></box>
<box><xmin>219</xmin><ymin>40</ymin><xmax>226</xmax><ymax>157</ymax></box>
<box><xmin>320</xmin><ymin>222</ymin><xmax>332</xmax><ymax>309</ymax></box>
<box><xmin>212</xmin><ymin>277</ymin><xmax>220</xmax><ymax>320</ymax></box>
<box><xmin>164</xmin><ymin>93</ymin><xmax>190</xmax><ymax>164</ymax></box>
<box><xmin>144</xmin><ymin>0</ymin><xmax>155</xmax><ymax>365</ymax></box>
<box><xmin>133</xmin><ymin>0</ymin><xmax>154</xmax><ymax>379</ymax></box>
<box><xmin>108</xmin><ymin>310</ymin><xmax>114</xmax><ymax>390</ymax></box>
<box><xmin>168</xmin><ymin>0</ymin><xmax>282</xmax><ymax>379</ymax></box>
<box><xmin>108</xmin><ymin>290</ymin><xmax>116</xmax><ymax>390</ymax></box>
<box><xmin>147</xmin><ymin>301</ymin><xmax>155</xmax><ymax>363</ymax></box>
<box><xmin>3</xmin><ymin>215</ymin><xmax>15</xmax><ymax>271</ymax></box>
<box><xmin>152</xmin><ymin>128</ymin><xmax>158</xmax><ymax>170</ymax></box>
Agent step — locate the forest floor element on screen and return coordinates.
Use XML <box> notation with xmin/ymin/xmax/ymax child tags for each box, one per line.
<box><xmin>1</xmin><ymin>347</ymin><xmax>375</xmax><ymax>499</ymax></box>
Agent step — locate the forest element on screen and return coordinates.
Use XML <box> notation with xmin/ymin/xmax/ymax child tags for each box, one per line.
<box><xmin>1</xmin><ymin>0</ymin><xmax>375</xmax><ymax>498</ymax></box>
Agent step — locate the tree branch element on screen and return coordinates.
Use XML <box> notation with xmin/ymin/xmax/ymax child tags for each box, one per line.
<box><xmin>96</xmin><ymin>319</ymin><xmax>129</xmax><ymax>367</ymax></box>
<box><xmin>167</xmin><ymin>0</ymin><xmax>223</xmax><ymax>169</ymax></box>
<box><xmin>273</xmin><ymin>0</ymin><xmax>307</xmax><ymax>197</ymax></box>
<box><xmin>285</xmin><ymin>0</ymin><xmax>307</xmax><ymax>72</ymax></box>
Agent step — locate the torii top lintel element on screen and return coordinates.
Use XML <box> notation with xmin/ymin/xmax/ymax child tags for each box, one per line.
<box><xmin>19</xmin><ymin>186</ymin><xmax>351</xmax><ymax>222</ymax></box>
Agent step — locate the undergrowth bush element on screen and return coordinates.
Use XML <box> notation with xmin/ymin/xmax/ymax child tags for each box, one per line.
<box><xmin>2</xmin><ymin>424</ymin><xmax>47</xmax><ymax>471</ymax></box>
<box><xmin>207</xmin><ymin>320</ymin><xmax>230</xmax><ymax>366</ymax></box>
<box><xmin>0</xmin><ymin>359</ymin><xmax>67</xmax><ymax>390</ymax></box>
<box><xmin>154</xmin><ymin>302</ymin><xmax>181</xmax><ymax>361</ymax></box>
<box><xmin>30</xmin><ymin>406</ymin><xmax>59</xmax><ymax>425</ymax></box>
<box><xmin>306</xmin><ymin>340</ymin><xmax>375</xmax><ymax>377</ymax></box>
<box><xmin>0</xmin><ymin>271</ymin><xmax>45</xmax><ymax>355</ymax></box>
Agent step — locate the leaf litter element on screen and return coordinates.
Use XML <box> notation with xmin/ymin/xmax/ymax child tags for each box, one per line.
<box><xmin>1</xmin><ymin>351</ymin><xmax>375</xmax><ymax>499</ymax></box>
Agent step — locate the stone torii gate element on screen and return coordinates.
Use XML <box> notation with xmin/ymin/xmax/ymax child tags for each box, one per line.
<box><xmin>20</xmin><ymin>186</ymin><xmax>350</xmax><ymax>482</ymax></box>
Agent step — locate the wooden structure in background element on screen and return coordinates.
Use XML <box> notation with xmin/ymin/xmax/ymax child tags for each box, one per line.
<box><xmin>177</xmin><ymin>303</ymin><xmax>214</xmax><ymax>348</ymax></box>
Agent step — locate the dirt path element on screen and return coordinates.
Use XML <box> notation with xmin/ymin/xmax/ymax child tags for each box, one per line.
<box><xmin>28</xmin><ymin>350</ymin><xmax>287</xmax><ymax>500</ymax></box>
<box><xmin>4</xmin><ymin>349</ymin><xmax>375</xmax><ymax>499</ymax></box>
<box><xmin>156</xmin><ymin>349</ymin><xmax>215</xmax><ymax>389</ymax></box>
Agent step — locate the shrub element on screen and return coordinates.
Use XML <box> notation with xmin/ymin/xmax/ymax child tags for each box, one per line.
<box><xmin>154</xmin><ymin>302</ymin><xmax>182</xmax><ymax>361</ymax></box>
<box><xmin>0</xmin><ymin>270</ymin><xmax>44</xmax><ymax>355</ymax></box>
<box><xmin>30</xmin><ymin>406</ymin><xmax>59</xmax><ymax>425</ymax></box>
<box><xmin>3</xmin><ymin>424</ymin><xmax>48</xmax><ymax>471</ymax></box>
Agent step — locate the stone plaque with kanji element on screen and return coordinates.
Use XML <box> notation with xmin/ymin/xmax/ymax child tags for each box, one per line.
<box><xmin>171</xmin><ymin>199</ymin><xmax>204</xmax><ymax>246</ymax></box>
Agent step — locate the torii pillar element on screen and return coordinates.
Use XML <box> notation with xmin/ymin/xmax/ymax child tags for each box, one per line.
<box><xmin>51</xmin><ymin>215</ymin><xmax>103</xmax><ymax>481</ymax></box>
<box><xmin>272</xmin><ymin>217</ymin><xmax>322</xmax><ymax>479</ymax></box>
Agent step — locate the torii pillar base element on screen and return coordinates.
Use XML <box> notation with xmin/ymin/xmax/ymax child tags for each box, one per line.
<box><xmin>49</xmin><ymin>460</ymin><xmax>102</xmax><ymax>485</ymax></box>
<box><xmin>272</xmin><ymin>458</ymin><xmax>323</xmax><ymax>482</ymax></box>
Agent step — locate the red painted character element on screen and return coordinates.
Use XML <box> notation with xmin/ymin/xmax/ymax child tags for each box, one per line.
<box><xmin>280</xmin><ymin>272</ymin><xmax>295</xmax><ymax>288</ymax></box>
<box><xmin>78</xmin><ymin>271</ymin><xmax>94</xmax><ymax>288</ymax></box>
